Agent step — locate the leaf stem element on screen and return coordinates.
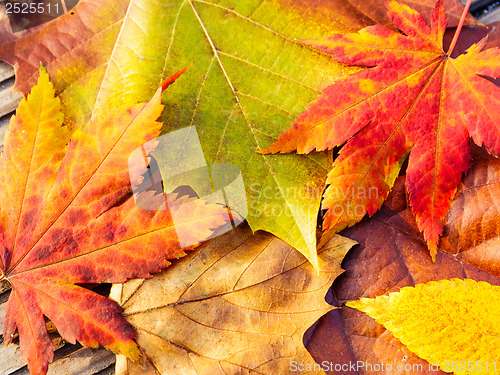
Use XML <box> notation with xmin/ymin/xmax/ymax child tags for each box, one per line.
<box><xmin>446</xmin><ymin>0</ymin><xmax>473</xmax><ymax>57</ymax></box>
<box><xmin>60</xmin><ymin>0</ymin><xmax>68</xmax><ymax>13</ymax></box>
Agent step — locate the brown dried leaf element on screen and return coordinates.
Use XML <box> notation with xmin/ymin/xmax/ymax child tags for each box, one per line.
<box><xmin>110</xmin><ymin>224</ymin><xmax>356</xmax><ymax>375</ymax></box>
<box><xmin>440</xmin><ymin>146</ymin><xmax>500</xmax><ymax>276</ymax></box>
<box><xmin>306</xmin><ymin>149</ymin><xmax>500</xmax><ymax>374</ymax></box>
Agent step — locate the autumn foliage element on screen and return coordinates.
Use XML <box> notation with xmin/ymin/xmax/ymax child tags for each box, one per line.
<box><xmin>0</xmin><ymin>68</ymin><xmax>228</xmax><ymax>374</ymax></box>
<box><xmin>0</xmin><ymin>0</ymin><xmax>498</xmax><ymax>374</ymax></box>
<box><xmin>261</xmin><ymin>0</ymin><xmax>500</xmax><ymax>259</ymax></box>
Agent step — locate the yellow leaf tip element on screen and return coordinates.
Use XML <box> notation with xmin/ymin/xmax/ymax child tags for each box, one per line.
<box><xmin>345</xmin><ymin>297</ymin><xmax>378</xmax><ymax>313</ymax></box>
<box><xmin>427</xmin><ymin>241</ymin><xmax>438</xmax><ymax>262</ymax></box>
<box><xmin>345</xmin><ymin>300</ymin><xmax>358</xmax><ymax>309</ymax></box>
<box><xmin>309</xmin><ymin>252</ymin><xmax>320</xmax><ymax>274</ymax></box>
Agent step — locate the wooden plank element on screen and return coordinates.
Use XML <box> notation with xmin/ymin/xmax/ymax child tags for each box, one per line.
<box><xmin>0</xmin><ymin>114</ymin><xmax>10</xmax><ymax>149</ymax></box>
<box><xmin>95</xmin><ymin>364</ymin><xmax>116</xmax><ymax>375</ymax></box>
<box><xmin>478</xmin><ymin>6</ymin><xmax>500</xmax><ymax>23</ymax></box>
<box><xmin>46</xmin><ymin>348</ymin><xmax>115</xmax><ymax>375</ymax></box>
<box><xmin>0</xmin><ymin>342</ymin><xmax>25</xmax><ymax>375</ymax></box>
<box><xmin>0</xmin><ymin>62</ymin><xmax>15</xmax><ymax>82</ymax></box>
<box><xmin>0</xmin><ymin>301</ymin><xmax>6</xmax><ymax>334</ymax></box>
<box><xmin>0</xmin><ymin>80</ymin><xmax>21</xmax><ymax>119</ymax></box>
<box><xmin>0</xmin><ymin>280</ymin><xmax>10</xmax><ymax>295</ymax></box>
<box><xmin>0</xmin><ymin>61</ymin><xmax>16</xmax><ymax>150</ymax></box>
<box><xmin>0</xmin><ymin>336</ymin><xmax>66</xmax><ymax>375</ymax></box>
<box><xmin>8</xmin><ymin>347</ymin><xmax>116</xmax><ymax>375</ymax></box>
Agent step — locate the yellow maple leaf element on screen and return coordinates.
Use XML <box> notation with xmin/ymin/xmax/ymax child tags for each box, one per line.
<box><xmin>348</xmin><ymin>278</ymin><xmax>500</xmax><ymax>374</ymax></box>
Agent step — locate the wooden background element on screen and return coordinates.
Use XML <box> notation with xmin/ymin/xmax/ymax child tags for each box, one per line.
<box><xmin>0</xmin><ymin>3</ymin><xmax>499</xmax><ymax>375</ymax></box>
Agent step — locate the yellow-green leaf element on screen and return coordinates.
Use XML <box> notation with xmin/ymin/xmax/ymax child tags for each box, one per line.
<box><xmin>0</xmin><ymin>0</ymin><xmax>365</xmax><ymax>270</ymax></box>
<box><xmin>91</xmin><ymin>0</ymin><xmax>359</xmax><ymax>270</ymax></box>
<box><xmin>347</xmin><ymin>279</ymin><xmax>500</xmax><ymax>374</ymax></box>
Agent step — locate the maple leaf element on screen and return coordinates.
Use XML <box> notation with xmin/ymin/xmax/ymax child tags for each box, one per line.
<box><xmin>340</xmin><ymin>0</ymin><xmax>479</xmax><ymax>29</ymax></box>
<box><xmin>109</xmin><ymin>224</ymin><xmax>356</xmax><ymax>375</ymax></box>
<box><xmin>0</xmin><ymin>0</ymin><xmax>480</xmax><ymax>269</ymax></box>
<box><xmin>0</xmin><ymin>0</ymin><xmax>476</xmax><ymax>98</ymax></box>
<box><xmin>0</xmin><ymin>67</ymin><xmax>229</xmax><ymax>375</ymax></box>
<box><xmin>307</xmin><ymin>162</ymin><xmax>500</xmax><ymax>373</ymax></box>
<box><xmin>348</xmin><ymin>279</ymin><xmax>500</xmax><ymax>374</ymax></box>
<box><xmin>441</xmin><ymin>146</ymin><xmax>500</xmax><ymax>271</ymax></box>
<box><xmin>260</xmin><ymin>0</ymin><xmax>500</xmax><ymax>260</ymax></box>
<box><xmin>0</xmin><ymin>0</ymin><xmax>360</xmax><ymax>270</ymax></box>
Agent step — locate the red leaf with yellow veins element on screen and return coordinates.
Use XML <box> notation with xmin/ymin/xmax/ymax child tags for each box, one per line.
<box><xmin>0</xmin><ymin>67</ymin><xmax>229</xmax><ymax>375</ymax></box>
<box><xmin>261</xmin><ymin>0</ymin><xmax>500</xmax><ymax>259</ymax></box>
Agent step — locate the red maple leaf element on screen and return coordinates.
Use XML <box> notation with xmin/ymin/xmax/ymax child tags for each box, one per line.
<box><xmin>261</xmin><ymin>0</ymin><xmax>500</xmax><ymax>259</ymax></box>
<box><xmin>0</xmin><ymin>67</ymin><xmax>228</xmax><ymax>374</ymax></box>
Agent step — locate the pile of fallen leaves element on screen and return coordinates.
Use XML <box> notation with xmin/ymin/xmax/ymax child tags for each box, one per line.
<box><xmin>0</xmin><ymin>0</ymin><xmax>498</xmax><ymax>374</ymax></box>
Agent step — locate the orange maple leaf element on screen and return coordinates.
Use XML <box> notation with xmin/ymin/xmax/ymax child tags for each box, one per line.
<box><xmin>0</xmin><ymin>67</ymin><xmax>229</xmax><ymax>374</ymax></box>
<box><xmin>261</xmin><ymin>0</ymin><xmax>500</xmax><ymax>259</ymax></box>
